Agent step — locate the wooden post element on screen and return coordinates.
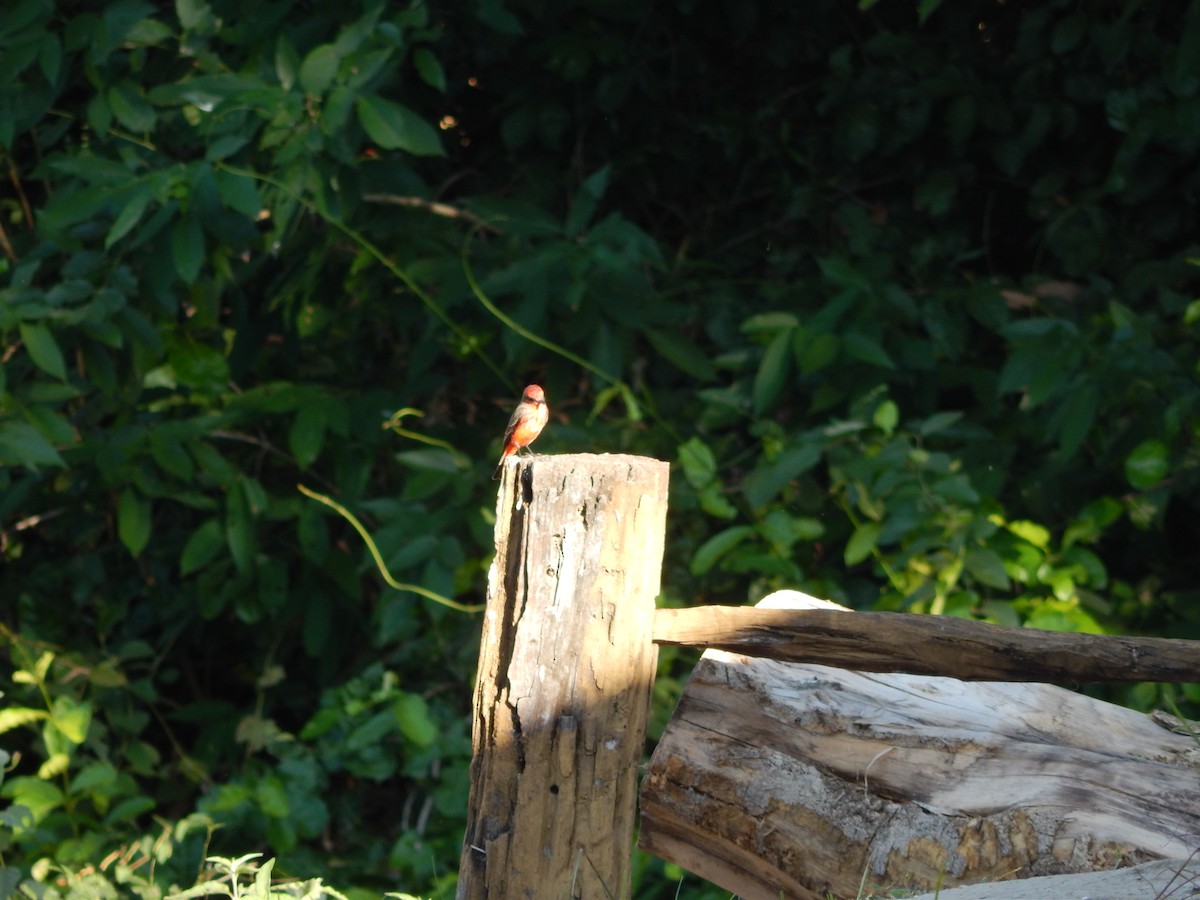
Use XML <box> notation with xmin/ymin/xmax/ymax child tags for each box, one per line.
<box><xmin>458</xmin><ymin>453</ymin><xmax>669</xmax><ymax>900</ymax></box>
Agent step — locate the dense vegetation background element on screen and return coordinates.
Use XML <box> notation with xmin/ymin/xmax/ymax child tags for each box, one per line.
<box><xmin>1</xmin><ymin>0</ymin><xmax>1198</xmax><ymax>896</ymax></box>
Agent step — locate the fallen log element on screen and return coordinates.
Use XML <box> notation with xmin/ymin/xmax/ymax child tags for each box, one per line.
<box><xmin>639</xmin><ymin>592</ymin><xmax>1200</xmax><ymax>900</ymax></box>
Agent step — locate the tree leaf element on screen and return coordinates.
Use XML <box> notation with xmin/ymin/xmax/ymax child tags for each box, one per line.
<box><xmin>171</xmin><ymin>214</ymin><xmax>205</xmax><ymax>285</ymax></box>
<box><xmin>393</xmin><ymin>693</ymin><xmax>437</xmax><ymax>748</ymax></box>
<box><xmin>645</xmin><ymin>328</ymin><xmax>717</xmax><ymax>382</ymax></box>
<box><xmin>412</xmin><ymin>48</ymin><xmax>446</xmax><ymax>92</ymax></box>
<box><xmin>226</xmin><ymin>487</ymin><xmax>255</xmax><ymax>572</ymax></box>
<box><xmin>873</xmin><ymin>400</ymin><xmax>899</xmax><ymax>434</ymax></box>
<box><xmin>678</xmin><ymin>437</ymin><xmax>718</xmax><ymax>489</ymax></box>
<box><xmin>1057</xmin><ymin>383</ymin><xmax>1097</xmax><ymax>458</ymax></box>
<box><xmin>19</xmin><ymin>322</ymin><xmax>68</xmax><ymax>381</ymax></box>
<box><xmin>742</xmin><ymin>443</ymin><xmax>822</xmax><ymax>510</ymax></box>
<box><xmin>355</xmin><ymin>95</ymin><xmax>444</xmax><ymax>156</ymax></box>
<box><xmin>1124</xmin><ymin>439</ymin><xmax>1169</xmax><ymax>489</ymax></box>
<box><xmin>844</xmin><ymin>521</ymin><xmax>881</xmax><ymax>566</ymax></box>
<box><xmin>299</xmin><ymin>43</ymin><xmax>340</xmax><ymax>96</ymax></box>
<box><xmin>965</xmin><ymin>549</ymin><xmax>1010</xmax><ymax>590</ymax></box>
<box><xmin>0</xmin><ymin>421</ymin><xmax>64</xmax><ymax>469</ymax></box>
<box><xmin>105</xmin><ymin>186</ymin><xmax>152</xmax><ymax>248</ymax></box>
<box><xmin>690</xmin><ymin>525</ymin><xmax>754</xmax><ymax>576</ymax></box>
<box><xmin>752</xmin><ymin>328</ymin><xmax>793</xmax><ymax>416</ymax></box>
<box><xmin>289</xmin><ymin>402</ymin><xmax>326</xmax><ymax>470</ymax></box>
<box><xmin>181</xmin><ymin>518</ymin><xmax>225</xmax><ymax>575</ymax></box>
<box><xmin>117</xmin><ymin>490</ymin><xmax>152</xmax><ymax>557</ymax></box>
<box><xmin>842</xmin><ymin>333</ymin><xmax>896</xmax><ymax>369</ymax></box>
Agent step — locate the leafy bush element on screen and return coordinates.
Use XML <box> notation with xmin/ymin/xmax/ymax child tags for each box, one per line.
<box><xmin>2</xmin><ymin>0</ymin><xmax>1198</xmax><ymax>896</ymax></box>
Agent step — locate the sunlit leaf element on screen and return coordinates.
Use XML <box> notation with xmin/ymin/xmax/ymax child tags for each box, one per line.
<box><xmin>844</xmin><ymin>521</ymin><xmax>881</xmax><ymax>566</ymax></box>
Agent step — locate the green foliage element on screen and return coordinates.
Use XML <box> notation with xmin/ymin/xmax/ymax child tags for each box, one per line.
<box><xmin>2</xmin><ymin>0</ymin><xmax>1198</xmax><ymax>896</ymax></box>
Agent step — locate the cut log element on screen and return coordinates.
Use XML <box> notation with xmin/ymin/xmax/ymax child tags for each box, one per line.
<box><xmin>458</xmin><ymin>454</ymin><xmax>669</xmax><ymax>900</ymax></box>
<box><xmin>639</xmin><ymin>591</ymin><xmax>1200</xmax><ymax>900</ymax></box>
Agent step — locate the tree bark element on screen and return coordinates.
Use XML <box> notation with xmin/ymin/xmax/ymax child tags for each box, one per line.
<box><xmin>640</xmin><ymin>591</ymin><xmax>1200</xmax><ymax>900</ymax></box>
<box><xmin>459</xmin><ymin>453</ymin><xmax>669</xmax><ymax>900</ymax></box>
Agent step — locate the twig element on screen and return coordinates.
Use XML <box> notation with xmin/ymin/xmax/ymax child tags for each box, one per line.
<box><xmin>362</xmin><ymin>193</ymin><xmax>501</xmax><ymax>234</ymax></box>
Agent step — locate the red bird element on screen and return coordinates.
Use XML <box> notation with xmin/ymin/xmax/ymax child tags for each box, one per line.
<box><xmin>492</xmin><ymin>384</ymin><xmax>549</xmax><ymax>480</ymax></box>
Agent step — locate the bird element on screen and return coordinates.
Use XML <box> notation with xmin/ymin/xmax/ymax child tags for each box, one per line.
<box><xmin>492</xmin><ymin>384</ymin><xmax>549</xmax><ymax>480</ymax></box>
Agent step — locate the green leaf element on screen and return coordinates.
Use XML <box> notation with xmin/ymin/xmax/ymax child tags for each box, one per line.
<box><xmin>214</xmin><ymin>168</ymin><xmax>261</xmax><ymax>217</ymax></box>
<box><xmin>842</xmin><ymin>333</ymin><xmax>895</xmax><ymax>369</ymax></box>
<box><xmin>105</xmin><ymin>795</ymin><xmax>156</xmax><ymax>824</ymax></box>
<box><xmin>255</xmin><ymin>776</ymin><xmax>289</xmax><ymax>818</ymax></box>
<box><xmin>118</xmin><ymin>490</ymin><xmax>152</xmax><ymax>557</ymax></box>
<box><xmin>412</xmin><ymin>47</ymin><xmax>446</xmax><ymax>92</ymax></box>
<box><xmin>2</xmin><ymin>777</ymin><xmax>64</xmax><ymax>825</ymax></box>
<box><xmin>752</xmin><ymin>328</ymin><xmax>793</xmax><ymax>416</ymax></box>
<box><xmin>355</xmin><ymin>95</ymin><xmax>444</xmax><ymax>156</ymax></box>
<box><xmin>19</xmin><ymin>322</ymin><xmax>68</xmax><ymax>380</ymax></box>
<box><xmin>0</xmin><ymin>419</ymin><xmax>67</xmax><ymax>469</ymax></box>
<box><xmin>678</xmin><ymin>437</ymin><xmax>718</xmax><ymax>489</ymax></box>
<box><xmin>107</xmin><ymin>82</ymin><xmax>156</xmax><ymax>132</ymax></box>
<box><xmin>167</xmin><ymin>339</ymin><xmax>229</xmax><ymax>391</ymax></box>
<box><xmin>171</xmin><ymin>214</ymin><xmax>205</xmax><ymax>285</ymax></box>
<box><xmin>873</xmin><ymin>400</ymin><xmax>899</xmax><ymax>434</ymax></box>
<box><xmin>965</xmin><ymin>549</ymin><xmax>1010</xmax><ymax>590</ymax></box>
<box><xmin>697</xmin><ymin>483</ymin><xmax>737</xmax><ymax>520</ymax></box>
<box><xmin>741</xmin><ymin>312</ymin><xmax>799</xmax><ymax>333</ymax></box>
<box><xmin>181</xmin><ymin>518</ymin><xmax>225</xmax><ymax>575</ymax></box>
<box><xmin>1007</xmin><ymin>519</ymin><xmax>1050</xmax><ymax>550</ymax></box>
<box><xmin>299</xmin><ymin>43</ymin><xmax>340</xmax><ymax>95</ymax></box>
<box><xmin>150</xmin><ymin>430</ymin><xmax>195</xmax><ymax>480</ymax></box>
<box><xmin>226</xmin><ymin>487</ymin><xmax>255</xmax><ymax>572</ymax></box>
<box><xmin>395</xmin><ymin>448</ymin><xmax>463</xmax><ymax>472</ymax></box>
<box><xmin>393</xmin><ymin>693</ymin><xmax>437</xmax><ymax>748</ymax></box>
<box><xmin>844</xmin><ymin>521</ymin><xmax>881</xmax><ymax>566</ymax></box>
<box><xmin>275</xmin><ymin>35</ymin><xmax>300</xmax><ymax>90</ymax></box>
<box><xmin>1057</xmin><ymin>384</ymin><xmax>1097</xmax><ymax>458</ymax></box>
<box><xmin>289</xmin><ymin>403</ymin><xmax>326</xmax><ymax>470</ymax></box>
<box><xmin>51</xmin><ymin>696</ymin><xmax>92</xmax><ymax>744</ymax></box>
<box><xmin>798</xmin><ymin>332</ymin><xmax>839</xmax><ymax>376</ymax></box>
<box><xmin>690</xmin><ymin>525</ymin><xmax>754</xmax><ymax>576</ymax></box>
<box><xmin>645</xmin><ymin>329</ymin><xmax>717</xmax><ymax>381</ymax></box>
<box><xmin>1124</xmin><ymin>439</ymin><xmax>1169</xmax><ymax>489</ymax></box>
<box><xmin>917</xmin><ymin>0</ymin><xmax>946</xmax><ymax>22</ymax></box>
<box><xmin>742</xmin><ymin>443</ymin><xmax>822</xmax><ymax>510</ymax></box>
<box><xmin>0</xmin><ymin>708</ymin><xmax>49</xmax><ymax>733</ymax></box>
<box><xmin>916</xmin><ymin>411</ymin><xmax>963</xmax><ymax>436</ymax></box>
<box><xmin>105</xmin><ymin>187</ymin><xmax>153</xmax><ymax>249</ymax></box>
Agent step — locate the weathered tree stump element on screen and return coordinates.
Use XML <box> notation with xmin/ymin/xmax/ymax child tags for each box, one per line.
<box><xmin>640</xmin><ymin>591</ymin><xmax>1200</xmax><ymax>900</ymax></box>
<box><xmin>458</xmin><ymin>453</ymin><xmax>669</xmax><ymax>900</ymax></box>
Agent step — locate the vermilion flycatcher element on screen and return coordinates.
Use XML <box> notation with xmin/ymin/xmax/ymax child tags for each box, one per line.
<box><xmin>492</xmin><ymin>384</ymin><xmax>548</xmax><ymax>479</ymax></box>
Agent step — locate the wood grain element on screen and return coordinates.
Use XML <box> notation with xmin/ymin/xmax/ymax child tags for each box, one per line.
<box><xmin>640</xmin><ymin>591</ymin><xmax>1200</xmax><ymax>900</ymax></box>
<box><xmin>458</xmin><ymin>454</ymin><xmax>669</xmax><ymax>900</ymax></box>
<box><xmin>653</xmin><ymin>602</ymin><xmax>1200</xmax><ymax>682</ymax></box>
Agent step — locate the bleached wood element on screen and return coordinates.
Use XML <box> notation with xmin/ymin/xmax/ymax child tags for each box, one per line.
<box><xmin>639</xmin><ymin>591</ymin><xmax>1200</xmax><ymax>900</ymax></box>
<box><xmin>909</xmin><ymin>857</ymin><xmax>1200</xmax><ymax>900</ymax></box>
<box><xmin>653</xmin><ymin>600</ymin><xmax>1200</xmax><ymax>682</ymax></box>
<box><xmin>458</xmin><ymin>454</ymin><xmax>669</xmax><ymax>900</ymax></box>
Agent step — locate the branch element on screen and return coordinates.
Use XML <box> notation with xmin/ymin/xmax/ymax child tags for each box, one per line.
<box><xmin>652</xmin><ymin>606</ymin><xmax>1200</xmax><ymax>683</ymax></box>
